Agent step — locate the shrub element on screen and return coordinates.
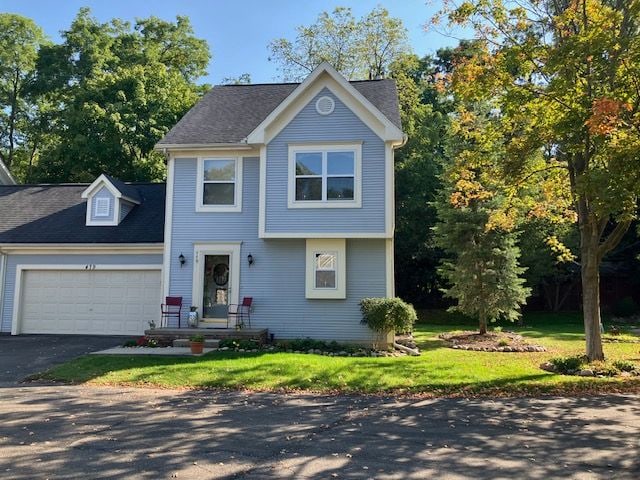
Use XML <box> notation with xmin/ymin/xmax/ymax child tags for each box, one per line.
<box><xmin>493</xmin><ymin>326</ymin><xmax>503</xmax><ymax>333</ymax></box>
<box><xmin>549</xmin><ymin>355</ymin><xmax>586</xmax><ymax>374</ymax></box>
<box><xmin>360</xmin><ymin>297</ymin><xmax>417</xmax><ymax>334</ymax></box>
<box><xmin>123</xmin><ymin>339</ymin><xmax>137</xmax><ymax>347</ymax></box>
<box><xmin>135</xmin><ymin>336</ymin><xmax>158</xmax><ymax>348</ymax></box>
<box><xmin>189</xmin><ymin>334</ymin><xmax>205</xmax><ymax>343</ymax></box>
<box><xmin>219</xmin><ymin>338</ymin><xmax>259</xmax><ymax>350</ymax></box>
<box><xmin>612</xmin><ymin>296</ymin><xmax>638</xmax><ymax>317</ymax></box>
<box><xmin>276</xmin><ymin>338</ymin><xmax>360</xmax><ymax>354</ymax></box>
<box><xmin>497</xmin><ymin>338</ymin><xmax>510</xmax><ymax>347</ymax></box>
<box><xmin>613</xmin><ymin>360</ymin><xmax>637</xmax><ymax>372</ymax></box>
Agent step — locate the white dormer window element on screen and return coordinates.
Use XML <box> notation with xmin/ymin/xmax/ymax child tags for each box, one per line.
<box><xmin>94</xmin><ymin>197</ymin><xmax>110</xmax><ymax>217</ymax></box>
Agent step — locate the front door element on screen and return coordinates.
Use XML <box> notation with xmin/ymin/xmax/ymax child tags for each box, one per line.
<box><xmin>202</xmin><ymin>254</ymin><xmax>230</xmax><ymax>320</ymax></box>
<box><xmin>193</xmin><ymin>243</ymin><xmax>240</xmax><ymax>327</ymax></box>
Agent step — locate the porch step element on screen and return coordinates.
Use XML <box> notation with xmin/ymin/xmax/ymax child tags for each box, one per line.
<box><xmin>173</xmin><ymin>339</ymin><xmax>220</xmax><ymax>348</ymax></box>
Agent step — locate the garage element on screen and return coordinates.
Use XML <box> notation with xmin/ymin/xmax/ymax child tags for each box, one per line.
<box><xmin>17</xmin><ymin>268</ymin><xmax>161</xmax><ymax>335</ymax></box>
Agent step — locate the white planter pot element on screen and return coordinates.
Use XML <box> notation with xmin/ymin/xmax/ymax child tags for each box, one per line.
<box><xmin>188</xmin><ymin>311</ymin><xmax>199</xmax><ymax>328</ymax></box>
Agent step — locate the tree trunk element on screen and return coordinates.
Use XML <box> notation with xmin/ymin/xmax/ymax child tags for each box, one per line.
<box><xmin>478</xmin><ymin>311</ymin><xmax>487</xmax><ymax>335</ymax></box>
<box><xmin>580</xmin><ymin>238</ymin><xmax>604</xmax><ymax>361</ymax></box>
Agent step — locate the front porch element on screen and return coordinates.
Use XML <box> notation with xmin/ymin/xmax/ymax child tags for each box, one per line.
<box><xmin>144</xmin><ymin>327</ymin><xmax>269</xmax><ymax>344</ymax></box>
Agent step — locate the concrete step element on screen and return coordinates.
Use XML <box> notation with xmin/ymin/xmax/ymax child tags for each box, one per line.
<box><xmin>173</xmin><ymin>339</ymin><xmax>220</xmax><ymax>348</ymax></box>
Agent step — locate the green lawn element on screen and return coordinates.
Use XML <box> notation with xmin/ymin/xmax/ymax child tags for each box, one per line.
<box><xmin>38</xmin><ymin>312</ymin><xmax>640</xmax><ymax>396</ymax></box>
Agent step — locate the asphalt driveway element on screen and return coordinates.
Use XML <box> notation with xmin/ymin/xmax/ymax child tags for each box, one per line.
<box><xmin>0</xmin><ymin>335</ymin><xmax>124</xmax><ymax>385</ymax></box>
<box><xmin>0</xmin><ymin>386</ymin><xmax>638</xmax><ymax>479</ymax></box>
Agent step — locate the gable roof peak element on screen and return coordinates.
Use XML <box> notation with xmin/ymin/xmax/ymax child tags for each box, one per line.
<box><xmin>81</xmin><ymin>174</ymin><xmax>142</xmax><ymax>204</ymax></box>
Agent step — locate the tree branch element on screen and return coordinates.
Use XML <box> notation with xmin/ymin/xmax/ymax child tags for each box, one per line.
<box><xmin>598</xmin><ymin>220</ymin><xmax>631</xmax><ymax>259</ymax></box>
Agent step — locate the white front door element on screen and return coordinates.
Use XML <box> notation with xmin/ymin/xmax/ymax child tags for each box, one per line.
<box><xmin>193</xmin><ymin>244</ymin><xmax>240</xmax><ymax>326</ymax></box>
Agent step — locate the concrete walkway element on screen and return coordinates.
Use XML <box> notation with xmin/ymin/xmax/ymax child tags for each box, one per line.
<box><xmin>0</xmin><ymin>385</ymin><xmax>637</xmax><ymax>479</ymax></box>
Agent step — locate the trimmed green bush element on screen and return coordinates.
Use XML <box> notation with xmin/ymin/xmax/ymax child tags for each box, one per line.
<box><xmin>219</xmin><ymin>338</ymin><xmax>259</xmax><ymax>350</ymax></box>
<box><xmin>613</xmin><ymin>360</ymin><xmax>636</xmax><ymax>372</ymax></box>
<box><xmin>549</xmin><ymin>355</ymin><xmax>586</xmax><ymax>373</ymax></box>
<box><xmin>360</xmin><ymin>297</ymin><xmax>417</xmax><ymax>334</ymax></box>
<box><xmin>612</xmin><ymin>296</ymin><xmax>638</xmax><ymax>317</ymax></box>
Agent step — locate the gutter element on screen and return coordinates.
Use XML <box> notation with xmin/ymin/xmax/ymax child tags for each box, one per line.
<box><xmin>0</xmin><ymin>250</ymin><xmax>6</xmax><ymax>328</ymax></box>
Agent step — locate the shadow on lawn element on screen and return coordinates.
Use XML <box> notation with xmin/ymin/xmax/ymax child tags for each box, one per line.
<box><xmin>0</xmin><ymin>384</ymin><xmax>638</xmax><ymax>479</ymax></box>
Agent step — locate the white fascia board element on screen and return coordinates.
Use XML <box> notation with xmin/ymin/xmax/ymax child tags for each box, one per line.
<box><xmin>259</xmin><ymin>231</ymin><xmax>392</xmax><ymax>239</ymax></box>
<box><xmin>0</xmin><ymin>159</ymin><xmax>15</xmax><ymax>185</ymax></box>
<box><xmin>154</xmin><ymin>143</ymin><xmax>255</xmax><ymax>151</ymax></box>
<box><xmin>246</xmin><ymin>62</ymin><xmax>404</xmax><ymax>144</ymax></box>
<box><xmin>80</xmin><ymin>174</ymin><xmax>140</xmax><ymax>205</ymax></box>
<box><xmin>0</xmin><ymin>244</ymin><xmax>164</xmax><ymax>254</ymax></box>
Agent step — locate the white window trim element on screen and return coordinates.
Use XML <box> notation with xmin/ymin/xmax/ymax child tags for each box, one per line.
<box><xmin>93</xmin><ymin>197</ymin><xmax>111</xmax><ymax>217</ymax></box>
<box><xmin>305</xmin><ymin>239</ymin><xmax>346</xmax><ymax>299</ymax></box>
<box><xmin>85</xmin><ymin>197</ymin><xmax>120</xmax><ymax>226</ymax></box>
<box><xmin>288</xmin><ymin>144</ymin><xmax>362</xmax><ymax>209</ymax></box>
<box><xmin>196</xmin><ymin>156</ymin><xmax>243</xmax><ymax>213</ymax></box>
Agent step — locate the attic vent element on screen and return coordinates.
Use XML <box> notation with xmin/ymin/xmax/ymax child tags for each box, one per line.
<box><xmin>315</xmin><ymin>96</ymin><xmax>335</xmax><ymax>115</ymax></box>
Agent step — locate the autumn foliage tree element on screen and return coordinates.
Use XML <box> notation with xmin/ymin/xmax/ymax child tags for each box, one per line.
<box><xmin>435</xmin><ymin>0</ymin><xmax>640</xmax><ymax>361</ymax></box>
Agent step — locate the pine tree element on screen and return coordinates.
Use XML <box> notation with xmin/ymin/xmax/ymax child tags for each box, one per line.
<box><xmin>435</xmin><ymin>195</ymin><xmax>531</xmax><ymax>334</ymax></box>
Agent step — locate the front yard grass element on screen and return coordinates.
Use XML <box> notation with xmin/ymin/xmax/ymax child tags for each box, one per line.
<box><xmin>37</xmin><ymin>312</ymin><xmax>640</xmax><ymax>396</ymax></box>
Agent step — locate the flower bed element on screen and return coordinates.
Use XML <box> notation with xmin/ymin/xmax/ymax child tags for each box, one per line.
<box><xmin>439</xmin><ymin>331</ymin><xmax>546</xmax><ymax>352</ymax></box>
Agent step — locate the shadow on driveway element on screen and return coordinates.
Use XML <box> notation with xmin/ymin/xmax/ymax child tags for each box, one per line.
<box><xmin>0</xmin><ymin>335</ymin><xmax>125</xmax><ymax>385</ymax></box>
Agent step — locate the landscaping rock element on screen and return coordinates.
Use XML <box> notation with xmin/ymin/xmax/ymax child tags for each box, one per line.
<box><xmin>540</xmin><ymin>362</ymin><xmax>555</xmax><ymax>372</ymax></box>
<box><xmin>577</xmin><ymin>369</ymin><xmax>595</xmax><ymax>377</ymax></box>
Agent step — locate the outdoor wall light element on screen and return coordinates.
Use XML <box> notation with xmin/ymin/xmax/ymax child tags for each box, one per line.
<box><xmin>179</xmin><ymin>253</ymin><xmax>186</xmax><ymax>267</ymax></box>
<box><xmin>247</xmin><ymin>254</ymin><xmax>254</xmax><ymax>266</ymax></box>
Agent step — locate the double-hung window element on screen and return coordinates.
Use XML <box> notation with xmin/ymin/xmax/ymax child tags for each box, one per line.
<box><xmin>289</xmin><ymin>144</ymin><xmax>361</xmax><ymax>208</ymax></box>
<box><xmin>196</xmin><ymin>157</ymin><xmax>242</xmax><ymax>212</ymax></box>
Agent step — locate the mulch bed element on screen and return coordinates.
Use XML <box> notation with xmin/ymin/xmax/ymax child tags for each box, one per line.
<box><xmin>439</xmin><ymin>331</ymin><xmax>546</xmax><ymax>352</ymax></box>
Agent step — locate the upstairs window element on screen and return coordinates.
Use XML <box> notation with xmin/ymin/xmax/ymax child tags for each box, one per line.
<box><xmin>288</xmin><ymin>144</ymin><xmax>361</xmax><ymax>209</ymax></box>
<box><xmin>196</xmin><ymin>157</ymin><xmax>243</xmax><ymax>212</ymax></box>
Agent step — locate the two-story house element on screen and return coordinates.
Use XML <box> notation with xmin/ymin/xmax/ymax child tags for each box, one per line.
<box><xmin>0</xmin><ymin>63</ymin><xmax>404</xmax><ymax>343</ymax></box>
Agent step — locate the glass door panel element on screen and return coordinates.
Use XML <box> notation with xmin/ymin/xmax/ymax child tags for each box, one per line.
<box><xmin>202</xmin><ymin>254</ymin><xmax>230</xmax><ymax>319</ymax></box>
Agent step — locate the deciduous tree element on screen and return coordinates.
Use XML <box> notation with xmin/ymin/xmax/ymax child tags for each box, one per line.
<box><xmin>436</xmin><ymin>0</ymin><xmax>640</xmax><ymax>360</ymax></box>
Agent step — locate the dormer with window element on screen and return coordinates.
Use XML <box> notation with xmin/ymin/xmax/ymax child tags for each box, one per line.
<box><xmin>81</xmin><ymin>174</ymin><xmax>142</xmax><ymax>226</ymax></box>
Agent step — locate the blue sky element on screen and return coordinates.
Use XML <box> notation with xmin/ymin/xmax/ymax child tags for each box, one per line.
<box><xmin>0</xmin><ymin>0</ymin><xmax>462</xmax><ymax>84</ymax></box>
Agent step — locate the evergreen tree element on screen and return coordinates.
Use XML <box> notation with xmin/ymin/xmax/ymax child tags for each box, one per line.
<box><xmin>435</xmin><ymin>195</ymin><xmax>531</xmax><ymax>334</ymax></box>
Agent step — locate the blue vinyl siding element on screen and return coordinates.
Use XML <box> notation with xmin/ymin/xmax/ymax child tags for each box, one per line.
<box><xmin>169</xmin><ymin>157</ymin><xmax>386</xmax><ymax>341</ymax></box>
<box><xmin>0</xmin><ymin>254</ymin><xmax>162</xmax><ymax>332</ymax></box>
<box><xmin>119</xmin><ymin>200</ymin><xmax>134</xmax><ymax>222</ymax></box>
<box><xmin>89</xmin><ymin>187</ymin><xmax>116</xmax><ymax>222</ymax></box>
<box><xmin>264</xmin><ymin>88</ymin><xmax>386</xmax><ymax>234</ymax></box>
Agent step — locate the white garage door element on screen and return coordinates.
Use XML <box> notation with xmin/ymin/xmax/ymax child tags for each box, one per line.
<box><xmin>19</xmin><ymin>269</ymin><xmax>161</xmax><ymax>335</ymax></box>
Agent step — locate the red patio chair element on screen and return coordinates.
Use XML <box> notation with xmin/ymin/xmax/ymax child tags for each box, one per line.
<box><xmin>161</xmin><ymin>296</ymin><xmax>183</xmax><ymax>328</ymax></box>
<box><xmin>227</xmin><ymin>297</ymin><xmax>252</xmax><ymax>329</ymax></box>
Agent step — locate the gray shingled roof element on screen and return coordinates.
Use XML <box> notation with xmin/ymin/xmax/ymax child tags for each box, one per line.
<box><xmin>0</xmin><ymin>183</ymin><xmax>165</xmax><ymax>244</ymax></box>
<box><xmin>104</xmin><ymin>174</ymin><xmax>142</xmax><ymax>203</ymax></box>
<box><xmin>158</xmin><ymin>79</ymin><xmax>402</xmax><ymax>146</ymax></box>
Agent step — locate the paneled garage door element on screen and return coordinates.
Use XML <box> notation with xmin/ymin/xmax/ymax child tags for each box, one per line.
<box><xmin>19</xmin><ymin>269</ymin><xmax>161</xmax><ymax>335</ymax></box>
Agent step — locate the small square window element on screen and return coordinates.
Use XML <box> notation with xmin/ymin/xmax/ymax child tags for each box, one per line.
<box><xmin>94</xmin><ymin>197</ymin><xmax>110</xmax><ymax>217</ymax></box>
<box><xmin>306</xmin><ymin>239</ymin><xmax>346</xmax><ymax>299</ymax></box>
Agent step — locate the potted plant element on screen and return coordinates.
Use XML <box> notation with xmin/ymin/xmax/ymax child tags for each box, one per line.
<box><xmin>188</xmin><ymin>306</ymin><xmax>199</xmax><ymax>327</ymax></box>
<box><xmin>189</xmin><ymin>334</ymin><xmax>205</xmax><ymax>354</ymax></box>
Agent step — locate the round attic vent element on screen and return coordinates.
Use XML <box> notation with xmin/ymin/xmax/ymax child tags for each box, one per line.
<box><xmin>315</xmin><ymin>96</ymin><xmax>335</xmax><ymax>115</ymax></box>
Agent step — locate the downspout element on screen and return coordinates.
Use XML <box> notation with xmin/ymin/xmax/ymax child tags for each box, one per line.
<box><xmin>0</xmin><ymin>250</ymin><xmax>6</xmax><ymax>331</ymax></box>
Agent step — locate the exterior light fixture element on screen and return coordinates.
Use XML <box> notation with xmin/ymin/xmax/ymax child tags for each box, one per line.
<box><xmin>247</xmin><ymin>254</ymin><xmax>254</xmax><ymax>266</ymax></box>
<box><xmin>179</xmin><ymin>253</ymin><xmax>186</xmax><ymax>267</ymax></box>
